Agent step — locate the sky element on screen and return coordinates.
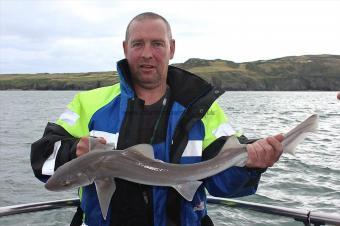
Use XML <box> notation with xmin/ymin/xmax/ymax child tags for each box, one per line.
<box><xmin>1</xmin><ymin>0</ymin><xmax>340</xmax><ymax>74</ymax></box>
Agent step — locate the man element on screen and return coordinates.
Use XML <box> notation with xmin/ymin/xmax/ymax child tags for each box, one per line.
<box><xmin>31</xmin><ymin>12</ymin><xmax>283</xmax><ymax>226</ymax></box>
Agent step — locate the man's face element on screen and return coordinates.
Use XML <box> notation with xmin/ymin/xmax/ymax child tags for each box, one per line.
<box><xmin>123</xmin><ymin>18</ymin><xmax>175</xmax><ymax>90</ymax></box>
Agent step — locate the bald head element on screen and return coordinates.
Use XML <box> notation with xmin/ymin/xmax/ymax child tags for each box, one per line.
<box><xmin>125</xmin><ymin>12</ymin><xmax>172</xmax><ymax>41</ymax></box>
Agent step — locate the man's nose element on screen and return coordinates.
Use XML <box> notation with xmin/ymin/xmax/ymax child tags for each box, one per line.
<box><xmin>141</xmin><ymin>44</ymin><xmax>152</xmax><ymax>59</ymax></box>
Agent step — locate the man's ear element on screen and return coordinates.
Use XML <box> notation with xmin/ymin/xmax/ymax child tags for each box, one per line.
<box><xmin>170</xmin><ymin>39</ymin><xmax>175</xmax><ymax>60</ymax></box>
<box><xmin>123</xmin><ymin>41</ymin><xmax>127</xmax><ymax>57</ymax></box>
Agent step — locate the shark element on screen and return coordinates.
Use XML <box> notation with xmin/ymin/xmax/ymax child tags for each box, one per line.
<box><xmin>45</xmin><ymin>114</ymin><xmax>318</xmax><ymax>219</ymax></box>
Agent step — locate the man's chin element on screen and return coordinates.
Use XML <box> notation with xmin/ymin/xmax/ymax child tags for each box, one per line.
<box><xmin>137</xmin><ymin>82</ymin><xmax>161</xmax><ymax>90</ymax></box>
<box><xmin>131</xmin><ymin>71</ymin><xmax>164</xmax><ymax>89</ymax></box>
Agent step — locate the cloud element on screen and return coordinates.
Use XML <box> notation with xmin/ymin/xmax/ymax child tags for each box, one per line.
<box><xmin>1</xmin><ymin>0</ymin><xmax>340</xmax><ymax>73</ymax></box>
<box><xmin>1</xmin><ymin>1</ymin><xmax>124</xmax><ymax>40</ymax></box>
<box><xmin>0</xmin><ymin>0</ymin><xmax>127</xmax><ymax>73</ymax></box>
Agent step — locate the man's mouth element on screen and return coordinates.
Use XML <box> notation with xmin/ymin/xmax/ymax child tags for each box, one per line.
<box><xmin>140</xmin><ymin>64</ymin><xmax>155</xmax><ymax>69</ymax></box>
<box><xmin>139</xmin><ymin>64</ymin><xmax>156</xmax><ymax>74</ymax></box>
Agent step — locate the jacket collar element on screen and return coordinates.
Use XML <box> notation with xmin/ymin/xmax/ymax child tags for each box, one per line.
<box><xmin>116</xmin><ymin>59</ymin><xmax>214</xmax><ymax>107</ymax></box>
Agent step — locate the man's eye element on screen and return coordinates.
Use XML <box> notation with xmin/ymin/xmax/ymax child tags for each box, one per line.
<box><xmin>153</xmin><ymin>42</ymin><xmax>164</xmax><ymax>47</ymax></box>
<box><xmin>132</xmin><ymin>42</ymin><xmax>143</xmax><ymax>47</ymax></box>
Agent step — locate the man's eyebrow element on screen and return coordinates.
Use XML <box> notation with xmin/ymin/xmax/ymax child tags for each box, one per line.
<box><xmin>152</xmin><ymin>39</ymin><xmax>166</xmax><ymax>43</ymax></box>
<box><xmin>130</xmin><ymin>39</ymin><xmax>143</xmax><ymax>44</ymax></box>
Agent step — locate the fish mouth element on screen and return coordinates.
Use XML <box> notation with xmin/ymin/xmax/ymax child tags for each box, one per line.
<box><xmin>45</xmin><ymin>178</ymin><xmax>70</xmax><ymax>191</ymax></box>
<box><xmin>44</xmin><ymin>180</ymin><xmax>58</xmax><ymax>191</ymax></box>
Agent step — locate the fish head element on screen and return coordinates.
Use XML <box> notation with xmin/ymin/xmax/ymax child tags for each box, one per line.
<box><xmin>45</xmin><ymin>168</ymin><xmax>93</xmax><ymax>191</ymax></box>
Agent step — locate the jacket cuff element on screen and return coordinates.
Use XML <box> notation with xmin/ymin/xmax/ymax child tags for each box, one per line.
<box><xmin>242</xmin><ymin>167</ymin><xmax>266</xmax><ymax>189</ymax></box>
<box><xmin>245</xmin><ymin>166</ymin><xmax>267</xmax><ymax>174</ymax></box>
<box><xmin>70</xmin><ymin>138</ymin><xmax>80</xmax><ymax>160</ymax></box>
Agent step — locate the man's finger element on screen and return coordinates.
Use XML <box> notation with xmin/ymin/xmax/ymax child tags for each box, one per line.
<box><xmin>256</xmin><ymin>139</ymin><xmax>274</xmax><ymax>166</ymax></box>
<box><xmin>98</xmin><ymin>137</ymin><xmax>107</xmax><ymax>144</ymax></box>
<box><xmin>76</xmin><ymin>137</ymin><xmax>90</xmax><ymax>157</ymax></box>
<box><xmin>273</xmin><ymin>133</ymin><xmax>284</xmax><ymax>142</ymax></box>
<box><xmin>258</xmin><ymin>139</ymin><xmax>273</xmax><ymax>153</ymax></box>
<box><xmin>246</xmin><ymin>144</ymin><xmax>258</xmax><ymax>167</ymax></box>
<box><xmin>252</xmin><ymin>142</ymin><xmax>267</xmax><ymax>168</ymax></box>
<box><xmin>267</xmin><ymin>136</ymin><xmax>283</xmax><ymax>160</ymax></box>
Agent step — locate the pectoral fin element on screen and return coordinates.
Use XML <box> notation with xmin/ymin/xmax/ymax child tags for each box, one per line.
<box><xmin>94</xmin><ymin>178</ymin><xmax>116</xmax><ymax>220</ymax></box>
<box><xmin>172</xmin><ymin>181</ymin><xmax>203</xmax><ymax>201</ymax></box>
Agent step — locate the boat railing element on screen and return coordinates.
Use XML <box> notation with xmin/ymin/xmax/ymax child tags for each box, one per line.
<box><xmin>0</xmin><ymin>196</ymin><xmax>339</xmax><ymax>226</ymax></box>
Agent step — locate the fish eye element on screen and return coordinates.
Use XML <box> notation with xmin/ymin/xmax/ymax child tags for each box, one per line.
<box><xmin>62</xmin><ymin>180</ymin><xmax>71</xmax><ymax>186</ymax></box>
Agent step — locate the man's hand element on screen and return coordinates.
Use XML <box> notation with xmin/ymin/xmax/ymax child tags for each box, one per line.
<box><xmin>246</xmin><ymin>134</ymin><xmax>284</xmax><ymax>168</ymax></box>
<box><xmin>76</xmin><ymin>137</ymin><xmax>107</xmax><ymax>157</ymax></box>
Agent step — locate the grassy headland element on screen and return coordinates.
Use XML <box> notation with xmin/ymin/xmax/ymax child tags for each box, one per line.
<box><xmin>0</xmin><ymin>72</ymin><xmax>119</xmax><ymax>90</ymax></box>
<box><xmin>1</xmin><ymin>55</ymin><xmax>339</xmax><ymax>90</ymax></box>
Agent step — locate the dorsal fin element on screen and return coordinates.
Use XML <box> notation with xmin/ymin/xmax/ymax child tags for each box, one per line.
<box><xmin>126</xmin><ymin>144</ymin><xmax>155</xmax><ymax>159</ymax></box>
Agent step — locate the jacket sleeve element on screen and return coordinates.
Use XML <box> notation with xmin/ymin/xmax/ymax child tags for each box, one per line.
<box><xmin>30</xmin><ymin>122</ymin><xmax>79</xmax><ymax>182</ymax></box>
<box><xmin>202</xmin><ymin>136</ymin><xmax>265</xmax><ymax>197</ymax></box>
<box><xmin>201</xmin><ymin>102</ymin><xmax>265</xmax><ymax>197</ymax></box>
<box><xmin>31</xmin><ymin>91</ymin><xmax>94</xmax><ymax>182</ymax></box>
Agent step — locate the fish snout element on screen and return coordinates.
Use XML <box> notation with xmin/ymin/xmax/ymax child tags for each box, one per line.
<box><xmin>45</xmin><ymin>177</ymin><xmax>71</xmax><ymax>191</ymax></box>
<box><xmin>45</xmin><ymin>178</ymin><xmax>59</xmax><ymax>191</ymax></box>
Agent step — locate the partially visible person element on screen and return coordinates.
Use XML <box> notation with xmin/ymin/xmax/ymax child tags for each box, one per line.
<box><xmin>31</xmin><ymin>12</ymin><xmax>283</xmax><ymax>226</ymax></box>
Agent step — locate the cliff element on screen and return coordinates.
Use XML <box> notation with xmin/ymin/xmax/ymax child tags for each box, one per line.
<box><xmin>173</xmin><ymin>55</ymin><xmax>340</xmax><ymax>90</ymax></box>
<box><xmin>1</xmin><ymin>55</ymin><xmax>339</xmax><ymax>90</ymax></box>
<box><xmin>0</xmin><ymin>72</ymin><xmax>119</xmax><ymax>90</ymax></box>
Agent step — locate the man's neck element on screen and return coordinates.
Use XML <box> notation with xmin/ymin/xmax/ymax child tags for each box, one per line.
<box><xmin>134</xmin><ymin>84</ymin><xmax>168</xmax><ymax>105</ymax></box>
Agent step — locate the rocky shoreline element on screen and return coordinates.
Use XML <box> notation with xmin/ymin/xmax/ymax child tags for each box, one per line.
<box><xmin>1</xmin><ymin>55</ymin><xmax>339</xmax><ymax>91</ymax></box>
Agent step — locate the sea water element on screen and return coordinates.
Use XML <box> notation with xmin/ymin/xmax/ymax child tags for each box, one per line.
<box><xmin>0</xmin><ymin>91</ymin><xmax>339</xmax><ymax>226</ymax></box>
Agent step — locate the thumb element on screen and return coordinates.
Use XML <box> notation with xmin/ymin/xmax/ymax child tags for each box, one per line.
<box><xmin>274</xmin><ymin>133</ymin><xmax>285</xmax><ymax>142</ymax></box>
<box><xmin>98</xmin><ymin>137</ymin><xmax>107</xmax><ymax>144</ymax></box>
<box><xmin>78</xmin><ymin>137</ymin><xmax>90</xmax><ymax>147</ymax></box>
